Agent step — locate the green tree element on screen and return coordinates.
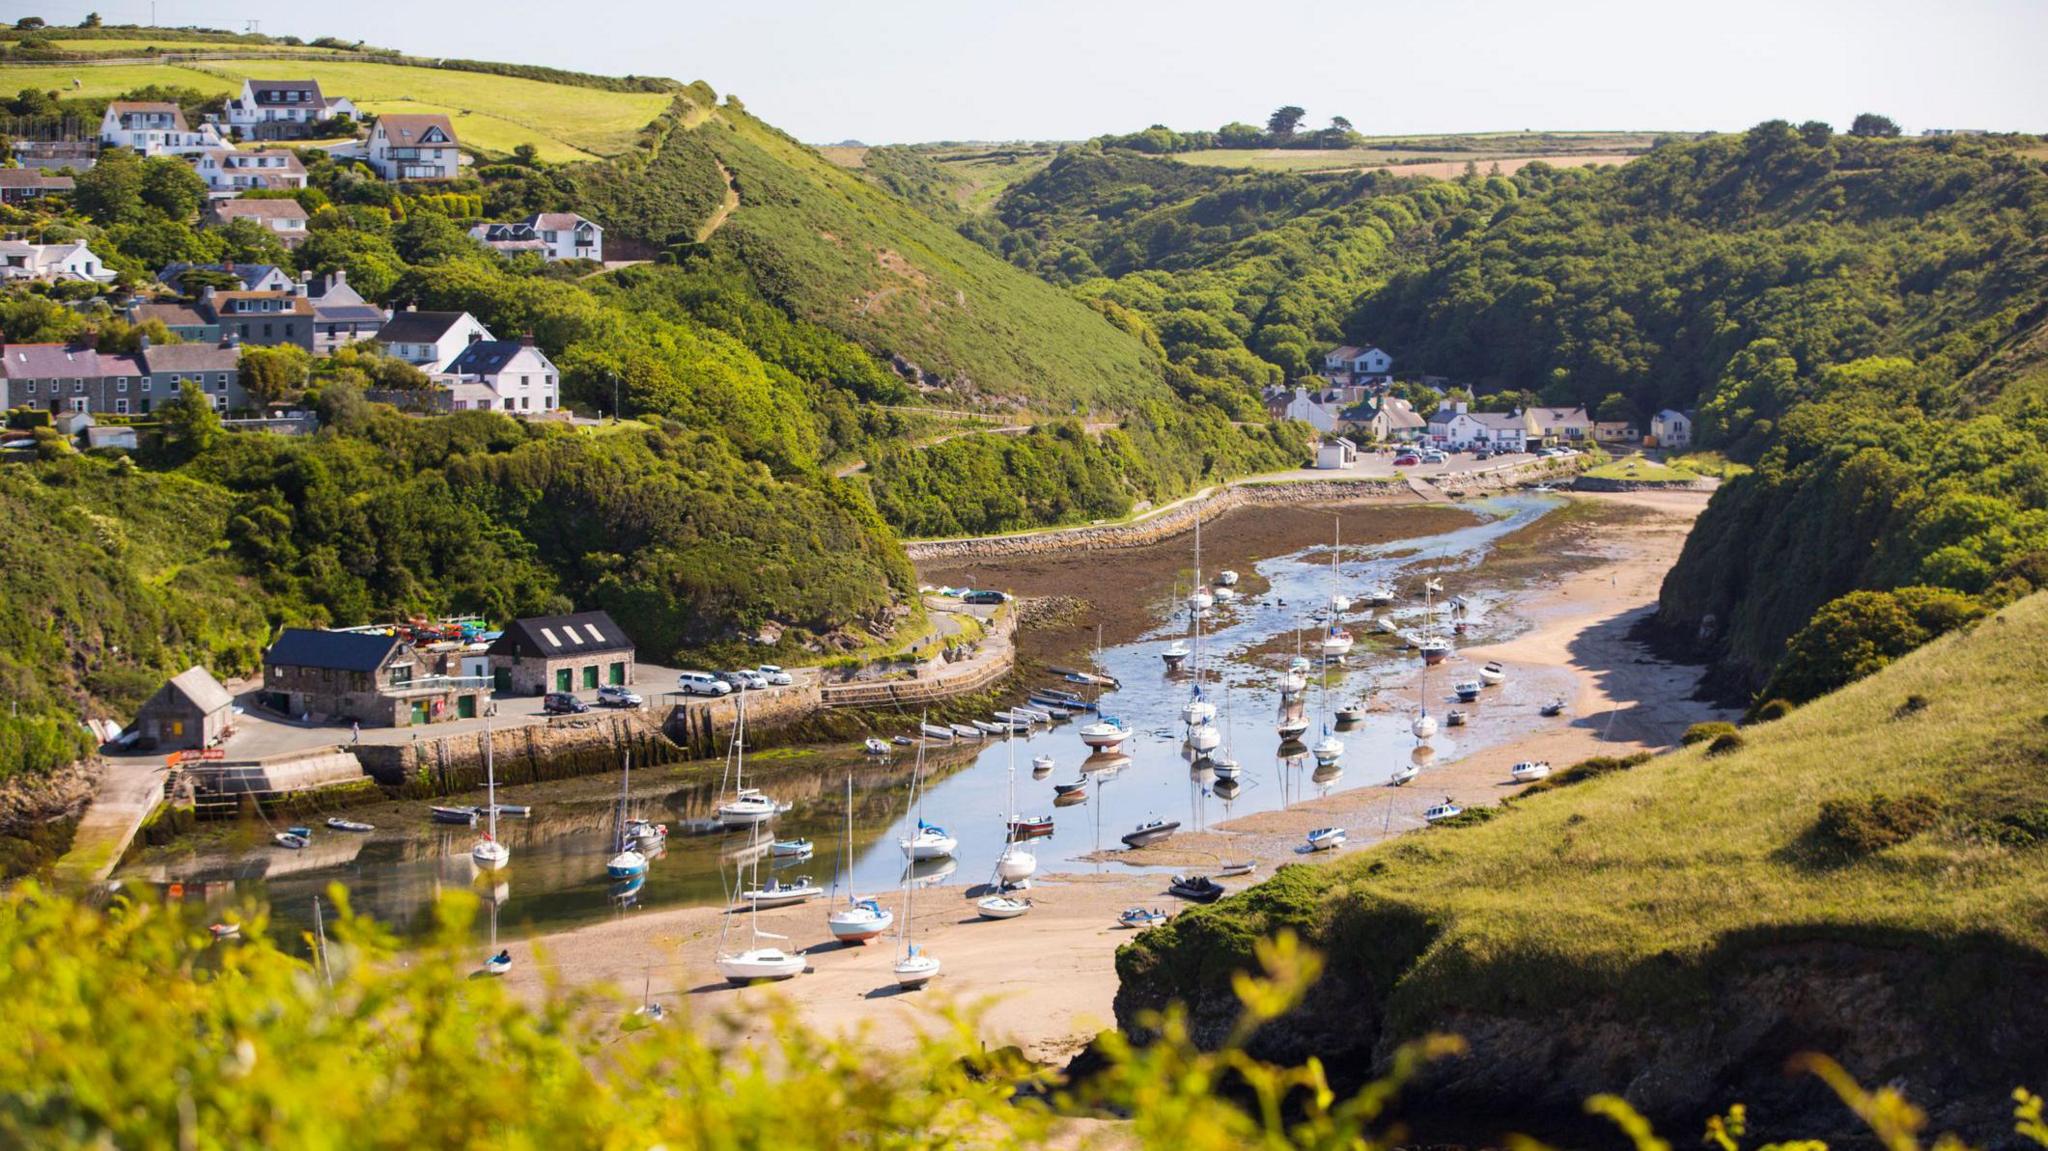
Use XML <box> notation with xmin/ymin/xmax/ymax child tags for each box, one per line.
<box><xmin>1849</xmin><ymin>112</ymin><xmax>1902</xmax><ymax>138</ymax></box>
<box><xmin>158</xmin><ymin>380</ymin><xmax>223</xmax><ymax>459</ymax></box>
<box><xmin>1267</xmin><ymin>105</ymin><xmax>1306</xmax><ymax>138</ymax></box>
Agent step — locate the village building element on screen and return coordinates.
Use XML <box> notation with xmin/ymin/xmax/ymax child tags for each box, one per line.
<box><xmin>1652</xmin><ymin>409</ymin><xmax>1695</xmax><ymax>449</ymax></box>
<box><xmin>131</xmin><ymin>666</ymin><xmax>234</xmax><ymax>751</ymax></box>
<box><xmin>0</xmin><ymin>169</ymin><xmax>76</xmax><ymax>204</ymax></box>
<box><xmin>468</xmin><ymin>213</ymin><xmax>604</xmax><ymax>262</ymax></box>
<box><xmin>259</xmin><ymin>627</ymin><xmax>490</xmax><ymax>727</ymax></box>
<box><xmin>439</xmin><ymin>335</ymin><xmax>560</xmax><ymax>413</ymax></box>
<box><xmin>222</xmin><ymin>79</ymin><xmax>357</xmax><ymax>141</ymax></box>
<box><xmin>0</xmin><ymin>240</ymin><xmax>115</xmax><ymax>283</ymax></box>
<box><xmin>98</xmin><ymin>101</ymin><xmax>224</xmax><ymax>155</ymax></box>
<box><xmin>302</xmin><ymin>270</ymin><xmax>390</xmax><ymax>352</ymax></box>
<box><xmin>487</xmin><ymin>611</ymin><xmax>635</xmax><ymax>695</ymax></box>
<box><xmin>375</xmin><ymin>309</ymin><xmax>494</xmax><ymax>371</ymax></box>
<box><xmin>190</xmin><ymin>147</ymin><xmax>307</xmax><ymax>195</ymax></box>
<box><xmin>204</xmin><ymin>198</ymin><xmax>310</xmax><ymax>248</ymax></box>
<box><xmin>367</xmin><ymin>113</ymin><xmax>461</xmax><ymax>181</ymax></box>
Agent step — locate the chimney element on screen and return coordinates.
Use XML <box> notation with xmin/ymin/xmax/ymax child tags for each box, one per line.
<box><xmin>519</xmin><ymin>333</ymin><xmax>534</xmax><ymax>347</ymax></box>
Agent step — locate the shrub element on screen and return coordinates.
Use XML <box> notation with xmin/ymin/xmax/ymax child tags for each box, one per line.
<box><xmin>1682</xmin><ymin>721</ymin><xmax>1739</xmax><ymax>746</ymax></box>
<box><xmin>1705</xmin><ymin>731</ymin><xmax>1746</xmax><ymax>756</ymax></box>
<box><xmin>1815</xmin><ymin>789</ymin><xmax>1943</xmax><ymax>855</ymax></box>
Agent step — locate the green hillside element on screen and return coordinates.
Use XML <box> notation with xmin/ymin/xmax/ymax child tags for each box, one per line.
<box><xmin>1117</xmin><ymin>590</ymin><xmax>2048</xmax><ymax>1141</ymax></box>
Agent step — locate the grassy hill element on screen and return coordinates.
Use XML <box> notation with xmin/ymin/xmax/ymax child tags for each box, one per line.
<box><xmin>1115</xmin><ymin>590</ymin><xmax>2048</xmax><ymax>1140</ymax></box>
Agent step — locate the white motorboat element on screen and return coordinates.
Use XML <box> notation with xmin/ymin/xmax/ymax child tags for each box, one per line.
<box><xmin>900</xmin><ymin>819</ymin><xmax>958</xmax><ymax>861</ymax></box>
<box><xmin>1511</xmin><ymin>760</ymin><xmax>1553</xmax><ymax>783</ymax></box>
<box><xmin>1121</xmin><ymin>818</ymin><xmax>1180</xmax><ymax>849</ymax></box>
<box><xmin>771</xmin><ymin>837</ymin><xmax>813</xmax><ymax>858</ymax></box>
<box><xmin>1478</xmin><ymin>661</ymin><xmax>1506</xmax><ymax>686</ymax></box>
<box><xmin>864</xmin><ymin>737</ymin><xmax>891</xmax><ymax>755</ymax></box>
<box><xmin>825</xmin><ymin>772</ymin><xmax>894</xmax><ymax>944</ymax></box>
<box><xmin>1216</xmin><ymin>569</ymin><xmax>1239</xmax><ymax>587</ymax></box>
<box><xmin>1423</xmin><ymin>800</ymin><xmax>1464</xmax><ymax>823</ymax></box>
<box><xmin>1454</xmin><ymin>680</ymin><xmax>1483</xmax><ymax>702</ymax></box>
<box><xmin>976</xmin><ymin>893</ymin><xmax>1032</xmax><ymax>920</ymax></box>
<box><xmin>1079</xmin><ymin>715</ymin><xmax>1131</xmax><ymax>749</ymax></box>
<box><xmin>1188</xmin><ymin>723</ymin><xmax>1221</xmax><ymax>754</ymax></box>
<box><xmin>716</xmin><ymin>946</ymin><xmax>807</xmax><ymax>984</ymax></box>
<box><xmin>1306</xmin><ymin>826</ymin><xmax>1347</xmax><ymax>852</ymax></box>
<box><xmin>1389</xmin><ymin>763</ymin><xmax>1418</xmax><ymax>786</ymax></box>
<box><xmin>739</xmin><ymin>876</ymin><xmax>822</xmax><ymax>908</ymax></box>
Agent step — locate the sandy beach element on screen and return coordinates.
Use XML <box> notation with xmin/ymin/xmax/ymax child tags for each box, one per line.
<box><xmin>500</xmin><ymin>490</ymin><xmax>1732</xmax><ymax>1058</ymax></box>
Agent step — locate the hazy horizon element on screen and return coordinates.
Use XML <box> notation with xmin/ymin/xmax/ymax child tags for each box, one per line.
<box><xmin>13</xmin><ymin>0</ymin><xmax>2046</xmax><ymax>144</ymax></box>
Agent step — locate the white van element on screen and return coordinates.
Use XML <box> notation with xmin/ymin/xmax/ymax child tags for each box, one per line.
<box><xmin>678</xmin><ymin>671</ymin><xmax>732</xmax><ymax>696</ymax></box>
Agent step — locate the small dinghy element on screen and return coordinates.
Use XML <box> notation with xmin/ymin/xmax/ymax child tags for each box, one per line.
<box><xmin>1119</xmin><ymin>907</ymin><xmax>1170</xmax><ymax>929</ymax></box>
<box><xmin>1454</xmin><ymin>680</ymin><xmax>1483</xmax><ymax>702</ymax></box>
<box><xmin>1008</xmin><ymin>814</ymin><xmax>1056</xmax><ymax>838</ymax></box>
<box><xmin>1121</xmin><ymin>818</ymin><xmax>1180</xmax><ymax>849</ymax></box>
<box><xmin>325</xmin><ymin>817</ymin><xmax>375</xmax><ymax>833</ymax></box>
<box><xmin>1423</xmin><ymin>800</ymin><xmax>1464</xmax><ymax>823</ymax></box>
<box><xmin>1031</xmin><ymin>754</ymin><xmax>1055</xmax><ymax>777</ymax></box>
<box><xmin>481</xmin><ymin>949</ymin><xmax>513</xmax><ymax>977</ymax></box>
<box><xmin>1389</xmin><ymin>763</ymin><xmax>1418</xmax><ymax>786</ymax></box>
<box><xmin>1216</xmin><ymin>860</ymin><xmax>1257</xmax><ymax>878</ymax></box>
<box><xmin>976</xmin><ymin>892</ymin><xmax>1032</xmax><ymax>920</ymax></box>
<box><xmin>771</xmin><ymin>837</ymin><xmax>814</xmax><ymax>858</ymax></box>
<box><xmin>1052</xmin><ymin>780</ymin><xmax>1088</xmax><ymax>796</ymax></box>
<box><xmin>1511</xmin><ymin>760</ymin><xmax>1552</xmax><ymax>783</ymax></box>
<box><xmin>1306</xmin><ymin>826</ymin><xmax>1347</xmax><ymax>852</ymax></box>
<box><xmin>739</xmin><ymin>876</ymin><xmax>822</xmax><ymax>908</ymax></box>
<box><xmin>273</xmin><ymin>831</ymin><xmax>309</xmax><ymax>850</ymax></box>
<box><xmin>1167</xmin><ymin>874</ymin><xmax>1225</xmax><ymax>904</ymax></box>
<box><xmin>864</xmin><ymin>737</ymin><xmax>891</xmax><ymax>755</ymax></box>
<box><xmin>430</xmin><ymin>805</ymin><xmax>479</xmax><ymax>826</ymax></box>
<box><xmin>1446</xmin><ymin>709</ymin><xmax>1468</xmax><ymax>727</ymax></box>
<box><xmin>1540</xmin><ymin>697</ymin><xmax>1568</xmax><ymax>717</ymax></box>
<box><xmin>1479</xmin><ymin>661</ymin><xmax>1506</xmax><ymax>685</ymax></box>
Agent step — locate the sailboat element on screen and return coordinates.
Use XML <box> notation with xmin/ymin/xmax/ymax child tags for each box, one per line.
<box><xmin>892</xmin><ymin>744</ymin><xmax>943</xmax><ymax>989</ymax></box>
<box><xmin>716</xmin><ymin>691</ymin><xmax>779</xmax><ymax>826</ymax></box>
<box><xmin>1311</xmin><ymin>649</ymin><xmax>1344</xmax><ymax>765</ymax></box>
<box><xmin>826</xmin><ymin>773</ymin><xmax>895</xmax><ymax>944</ymax></box>
<box><xmin>605</xmin><ymin>745</ymin><xmax>649</xmax><ymax>879</ymax></box>
<box><xmin>994</xmin><ymin>733</ymin><xmax>1037</xmax><ymax>883</ymax></box>
<box><xmin>1319</xmin><ymin>520</ymin><xmax>1355</xmax><ymax>657</ymax></box>
<box><xmin>470</xmin><ymin>725</ymin><xmax>510</xmax><ymax>872</ymax></box>
<box><xmin>714</xmin><ymin>822</ymin><xmax>809</xmax><ymax>984</ymax></box>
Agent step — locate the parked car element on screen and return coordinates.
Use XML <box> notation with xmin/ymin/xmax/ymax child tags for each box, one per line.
<box><xmin>756</xmin><ymin>665</ymin><xmax>793</xmax><ymax>686</ymax></box>
<box><xmin>543</xmin><ymin>692</ymin><xmax>590</xmax><ymax>715</ymax></box>
<box><xmin>962</xmin><ymin>590</ymin><xmax>1007</xmax><ymax>605</ymax></box>
<box><xmin>1392</xmin><ymin>453</ymin><xmax>1421</xmax><ymax>466</ymax></box>
<box><xmin>722</xmin><ymin>670</ymin><xmax>768</xmax><ymax>691</ymax></box>
<box><xmin>677</xmin><ymin>671</ymin><xmax>732</xmax><ymax>696</ymax></box>
<box><xmin>596</xmin><ymin>685</ymin><xmax>643</xmax><ymax>708</ymax></box>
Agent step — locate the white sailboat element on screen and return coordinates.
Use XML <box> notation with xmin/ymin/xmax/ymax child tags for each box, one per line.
<box><xmin>994</xmin><ymin>734</ymin><xmax>1037</xmax><ymax>883</ymax></box>
<box><xmin>470</xmin><ymin>724</ymin><xmax>510</xmax><ymax>872</ymax></box>
<box><xmin>1319</xmin><ymin>520</ymin><xmax>1354</xmax><ymax>657</ymax></box>
<box><xmin>893</xmin><ymin>745</ymin><xmax>943</xmax><ymax>989</ymax></box>
<box><xmin>826</xmin><ymin>772</ymin><xmax>895</xmax><ymax>944</ymax></box>
<box><xmin>716</xmin><ymin>690</ymin><xmax>779</xmax><ymax>826</ymax></box>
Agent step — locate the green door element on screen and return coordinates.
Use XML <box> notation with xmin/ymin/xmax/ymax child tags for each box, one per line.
<box><xmin>457</xmin><ymin>695</ymin><xmax>477</xmax><ymax>719</ymax></box>
<box><xmin>555</xmin><ymin>668</ymin><xmax>571</xmax><ymax>693</ymax></box>
<box><xmin>608</xmin><ymin>661</ymin><xmax>626</xmax><ymax>685</ymax></box>
<box><xmin>581</xmin><ymin>665</ymin><xmax>599</xmax><ymax>690</ymax></box>
<box><xmin>410</xmin><ymin>700</ymin><xmax>428</xmax><ymax>725</ymax></box>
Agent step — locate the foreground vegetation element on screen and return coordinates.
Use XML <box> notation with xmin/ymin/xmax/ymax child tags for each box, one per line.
<box><xmin>1118</xmin><ymin>591</ymin><xmax>2048</xmax><ymax>1136</ymax></box>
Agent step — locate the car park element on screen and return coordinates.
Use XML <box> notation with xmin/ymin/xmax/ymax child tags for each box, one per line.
<box><xmin>543</xmin><ymin>692</ymin><xmax>590</xmax><ymax>715</ymax></box>
<box><xmin>678</xmin><ymin>671</ymin><xmax>732</xmax><ymax>696</ymax></box>
<box><xmin>756</xmin><ymin>665</ymin><xmax>793</xmax><ymax>686</ymax></box>
<box><xmin>596</xmin><ymin>685</ymin><xmax>643</xmax><ymax>708</ymax></box>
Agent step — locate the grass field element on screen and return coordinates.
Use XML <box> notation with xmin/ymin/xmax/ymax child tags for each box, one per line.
<box><xmin>0</xmin><ymin>59</ymin><xmax>672</xmax><ymax>160</ymax></box>
<box><xmin>1128</xmin><ymin>588</ymin><xmax>2048</xmax><ymax>1032</ymax></box>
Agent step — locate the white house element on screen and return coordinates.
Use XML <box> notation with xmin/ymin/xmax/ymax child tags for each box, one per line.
<box><xmin>204</xmin><ymin>198</ymin><xmax>310</xmax><ymax>247</ymax></box>
<box><xmin>99</xmin><ymin>102</ymin><xmax>224</xmax><ymax>156</ymax></box>
<box><xmin>0</xmin><ymin>240</ymin><xmax>116</xmax><ymax>283</ymax></box>
<box><xmin>222</xmin><ymin>79</ymin><xmax>356</xmax><ymax>140</ymax></box>
<box><xmin>375</xmin><ymin>309</ymin><xmax>495</xmax><ymax>372</ymax></box>
<box><xmin>1652</xmin><ymin>409</ymin><xmax>1694</xmax><ymax>449</ymax></box>
<box><xmin>189</xmin><ymin>147</ymin><xmax>307</xmax><ymax>195</ymax></box>
<box><xmin>1314</xmin><ymin>436</ymin><xmax>1358</xmax><ymax>470</ymax></box>
<box><xmin>468</xmin><ymin>213</ymin><xmax>603</xmax><ymax>263</ymax></box>
<box><xmin>367</xmin><ymin>113</ymin><xmax>461</xmax><ymax>181</ymax></box>
<box><xmin>440</xmin><ymin>336</ymin><xmax>560</xmax><ymax>414</ymax></box>
<box><xmin>1321</xmin><ymin>344</ymin><xmax>1393</xmax><ymax>383</ymax></box>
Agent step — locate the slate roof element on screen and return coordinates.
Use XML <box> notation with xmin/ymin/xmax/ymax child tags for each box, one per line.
<box><xmin>487</xmin><ymin>612</ymin><xmax>633</xmax><ymax>660</ymax></box>
<box><xmin>265</xmin><ymin>628</ymin><xmax>403</xmax><ymax>673</ymax></box>
<box><xmin>165</xmin><ymin>666</ymin><xmax>234</xmax><ymax>714</ymax></box>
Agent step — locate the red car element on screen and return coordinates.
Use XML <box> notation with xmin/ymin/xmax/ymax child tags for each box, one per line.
<box><xmin>1392</xmin><ymin>453</ymin><xmax>1421</xmax><ymax>466</ymax></box>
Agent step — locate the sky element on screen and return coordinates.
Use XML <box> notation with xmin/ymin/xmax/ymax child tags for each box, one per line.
<box><xmin>16</xmin><ymin>0</ymin><xmax>2048</xmax><ymax>143</ymax></box>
